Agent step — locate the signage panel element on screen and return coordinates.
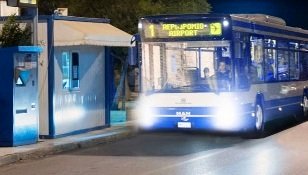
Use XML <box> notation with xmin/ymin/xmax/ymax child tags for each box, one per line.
<box><xmin>143</xmin><ymin>21</ymin><xmax>223</xmax><ymax>39</ymax></box>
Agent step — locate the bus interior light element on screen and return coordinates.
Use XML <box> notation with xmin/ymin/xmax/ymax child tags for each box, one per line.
<box><xmin>223</xmin><ymin>20</ymin><xmax>229</xmax><ymax>27</ymax></box>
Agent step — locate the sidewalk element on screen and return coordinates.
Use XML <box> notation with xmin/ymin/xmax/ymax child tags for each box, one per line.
<box><xmin>0</xmin><ymin>122</ymin><xmax>136</xmax><ymax>167</ymax></box>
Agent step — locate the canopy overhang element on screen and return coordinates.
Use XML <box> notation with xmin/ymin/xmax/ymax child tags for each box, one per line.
<box><xmin>54</xmin><ymin>20</ymin><xmax>133</xmax><ymax>47</ymax></box>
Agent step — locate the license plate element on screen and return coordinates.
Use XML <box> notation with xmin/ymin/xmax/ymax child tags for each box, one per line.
<box><xmin>177</xmin><ymin>122</ymin><xmax>192</xmax><ymax>128</ymax></box>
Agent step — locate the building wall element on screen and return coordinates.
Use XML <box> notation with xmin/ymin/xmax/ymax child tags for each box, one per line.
<box><xmin>53</xmin><ymin>45</ymin><xmax>105</xmax><ymax>136</ymax></box>
<box><xmin>0</xmin><ymin>1</ymin><xmax>19</xmax><ymax>16</ymax></box>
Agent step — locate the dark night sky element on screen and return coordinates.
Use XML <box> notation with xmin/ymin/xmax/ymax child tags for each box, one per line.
<box><xmin>208</xmin><ymin>0</ymin><xmax>308</xmax><ymax>30</ymax></box>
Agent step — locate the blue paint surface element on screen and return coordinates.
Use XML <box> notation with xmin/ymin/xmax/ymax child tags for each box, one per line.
<box><xmin>144</xmin><ymin>116</ymin><xmax>254</xmax><ymax>132</ymax></box>
<box><xmin>143</xmin><ymin>96</ymin><xmax>302</xmax><ymax>131</ymax></box>
<box><xmin>0</xmin><ymin>46</ymin><xmax>42</xmax><ymax>147</ymax></box>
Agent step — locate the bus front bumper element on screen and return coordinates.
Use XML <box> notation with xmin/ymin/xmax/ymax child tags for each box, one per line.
<box><xmin>138</xmin><ymin>115</ymin><xmax>256</xmax><ymax>132</ymax></box>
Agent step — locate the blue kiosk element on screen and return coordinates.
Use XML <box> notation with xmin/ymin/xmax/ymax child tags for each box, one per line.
<box><xmin>0</xmin><ymin>46</ymin><xmax>42</xmax><ymax>146</ymax></box>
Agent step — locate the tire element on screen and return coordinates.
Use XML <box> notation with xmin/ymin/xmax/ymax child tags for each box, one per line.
<box><xmin>253</xmin><ymin>103</ymin><xmax>266</xmax><ymax>138</ymax></box>
<box><xmin>243</xmin><ymin>100</ymin><xmax>266</xmax><ymax>139</ymax></box>
<box><xmin>255</xmin><ymin>104</ymin><xmax>265</xmax><ymax>132</ymax></box>
<box><xmin>303</xmin><ymin>95</ymin><xmax>308</xmax><ymax>119</ymax></box>
<box><xmin>294</xmin><ymin>94</ymin><xmax>308</xmax><ymax>122</ymax></box>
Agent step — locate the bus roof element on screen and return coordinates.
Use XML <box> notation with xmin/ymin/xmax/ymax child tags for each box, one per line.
<box><xmin>231</xmin><ymin>14</ymin><xmax>308</xmax><ymax>41</ymax></box>
<box><xmin>140</xmin><ymin>13</ymin><xmax>229</xmax><ymax>20</ymax></box>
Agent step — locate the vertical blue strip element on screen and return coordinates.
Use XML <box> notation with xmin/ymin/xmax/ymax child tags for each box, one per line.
<box><xmin>198</xmin><ymin>48</ymin><xmax>201</xmax><ymax>77</ymax></box>
<box><xmin>105</xmin><ymin>47</ymin><xmax>111</xmax><ymax>126</ymax></box>
<box><xmin>138</xmin><ymin>42</ymin><xmax>142</xmax><ymax>92</ymax></box>
<box><xmin>47</xmin><ymin>16</ymin><xmax>55</xmax><ymax>137</ymax></box>
<box><xmin>230</xmin><ymin>28</ymin><xmax>236</xmax><ymax>89</ymax></box>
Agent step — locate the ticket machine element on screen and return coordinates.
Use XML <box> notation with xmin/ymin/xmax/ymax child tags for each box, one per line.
<box><xmin>0</xmin><ymin>46</ymin><xmax>42</xmax><ymax>146</ymax></box>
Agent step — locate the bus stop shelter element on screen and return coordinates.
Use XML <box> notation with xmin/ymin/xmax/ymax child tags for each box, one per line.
<box><xmin>36</xmin><ymin>15</ymin><xmax>133</xmax><ymax>138</ymax></box>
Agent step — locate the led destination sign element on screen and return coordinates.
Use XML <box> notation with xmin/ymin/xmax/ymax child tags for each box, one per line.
<box><xmin>143</xmin><ymin>22</ymin><xmax>222</xmax><ymax>39</ymax></box>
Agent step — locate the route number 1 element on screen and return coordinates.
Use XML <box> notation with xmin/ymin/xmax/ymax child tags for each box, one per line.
<box><xmin>149</xmin><ymin>25</ymin><xmax>155</xmax><ymax>37</ymax></box>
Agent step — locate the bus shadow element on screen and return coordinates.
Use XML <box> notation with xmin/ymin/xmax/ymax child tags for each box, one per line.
<box><xmin>265</xmin><ymin>116</ymin><xmax>301</xmax><ymax>137</ymax></box>
<box><xmin>66</xmin><ymin>131</ymin><xmax>246</xmax><ymax>157</ymax></box>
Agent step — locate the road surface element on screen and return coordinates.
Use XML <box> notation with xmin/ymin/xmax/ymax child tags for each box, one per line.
<box><xmin>0</xmin><ymin>121</ymin><xmax>308</xmax><ymax>175</ymax></box>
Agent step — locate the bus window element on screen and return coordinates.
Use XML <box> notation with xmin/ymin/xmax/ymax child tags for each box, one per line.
<box><xmin>250</xmin><ymin>36</ymin><xmax>264</xmax><ymax>83</ymax></box>
<box><xmin>277</xmin><ymin>40</ymin><xmax>288</xmax><ymax>49</ymax></box>
<box><xmin>234</xmin><ymin>32</ymin><xmax>250</xmax><ymax>89</ymax></box>
<box><xmin>300</xmin><ymin>43</ymin><xmax>308</xmax><ymax>52</ymax></box>
<box><xmin>289</xmin><ymin>51</ymin><xmax>300</xmax><ymax>80</ymax></box>
<box><xmin>289</xmin><ymin>42</ymin><xmax>300</xmax><ymax>80</ymax></box>
<box><xmin>300</xmin><ymin>50</ymin><xmax>308</xmax><ymax>80</ymax></box>
<box><xmin>264</xmin><ymin>48</ymin><xmax>277</xmax><ymax>82</ymax></box>
<box><xmin>264</xmin><ymin>39</ymin><xmax>277</xmax><ymax>82</ymax></box>
<box><xmin>277</xmin><ymin>50</ymin><xmax>289</xmax><ymax>81</ymax></box>
<box><xmin>264</xmin><ymin>38</ymin><xmax>276</xmax><ymax>48</ymax></box>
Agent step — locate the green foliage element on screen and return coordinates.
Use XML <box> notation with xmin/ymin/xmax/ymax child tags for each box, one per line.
<box><xmin>38</xmin><ymin>0</ymin><xmax>70</xmax><ymax>15</ymax></box>
<box><xmin>38</xmin><ymin>0</ymin><xmax>211</xmax><ymax>34</ymax></box>
<box><xmin>0</xmin><ymin>15</ymin><xmax>32</xmax><ymax>47</ymax></box>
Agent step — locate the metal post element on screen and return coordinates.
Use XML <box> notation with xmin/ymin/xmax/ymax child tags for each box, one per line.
<box><xmin>32</xmin><ymin>7</ymin><xmax>38</xmax><ymax>45</ymax></box>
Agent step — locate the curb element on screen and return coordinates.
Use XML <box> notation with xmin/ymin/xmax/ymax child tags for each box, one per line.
<box><xmin>0</xmin><ymin>127</ymin><xmax>136</xmax><ymax>167</ymax></box>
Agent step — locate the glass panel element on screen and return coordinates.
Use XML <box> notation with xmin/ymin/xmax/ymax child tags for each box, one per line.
<box><xmin>62</xmin><ymin>52</ymin><xmax>70</xmax><ymax>89</ymax></box>
<box><xmin>71</xmin><ymin>52</ymin><xmax>80</xmax><ymax>89</ymax></box>
<box><xmin>233</xmin><ymin>32</ymin><xmax>250</xmax><ymax>89</ymax></box>
<box><xmin>250</xmin><ymin>36</ymin><xmax>264</xmax><ymax>83</ymax></box>
<box><xmin>141</xmin><ymin>41</ymin><xmax>231</xmax><ymax>93</ymax></box>
<box><xmin>300</xmin><ymin>43</ymin><xmax>308</xmax><ymax>51</ymax></box>
<box><xmin>289</xmin><ymin>42</ymin><xmax>299</xmax><ymax>50</ymax></box>
<box><xmin>277</xmin><ymin>50</ymin><xmax>289</xmax><ymax>80</ymax></box>
<box><xmin>264</xmin><ymin>48</ymin><xmax>277</xmax><ymax>81</ymax></box>
<box><xmin>289</xmin><ymin>51</ymin><xmax>300</xmax><ymax>80</ymax></box>
<box><xmin>277</xmin><ymin>40</ymin><xmax>288</xmax><ymax>49</ymax></box>
<box><xmin>300</xmin><ymin>51</ymin><xmax>308</xmax><ymax>80</ymax></box>
<box><xmin>264</xmin><ymin>39</ymin><xmax>276</xmax><ymax>48</ymax></box>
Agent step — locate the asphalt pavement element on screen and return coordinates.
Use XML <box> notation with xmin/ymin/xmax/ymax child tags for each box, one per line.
<box><xmin>0</xmin><ymin>121</ymin><xmax>307</xmax><ymax>175</ymax></box>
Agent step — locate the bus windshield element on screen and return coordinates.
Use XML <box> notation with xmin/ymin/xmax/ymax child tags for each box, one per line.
<box><xmin>141</xmin><ymin>41</ymin><xmax>232</xmax><ymax>93</ymax></box>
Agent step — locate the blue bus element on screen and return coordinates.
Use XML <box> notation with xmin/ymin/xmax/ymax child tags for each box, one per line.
<box><xmin>136</xmin><ymin>14</ymin><xmax>308</xmax><ymax>137</ymax></box>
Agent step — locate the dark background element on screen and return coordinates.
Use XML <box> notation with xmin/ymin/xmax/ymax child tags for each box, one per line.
<box><xmin>208</xmin><ymin>0</ymin><xmax>308</xmax><ymax>29</ymax></box>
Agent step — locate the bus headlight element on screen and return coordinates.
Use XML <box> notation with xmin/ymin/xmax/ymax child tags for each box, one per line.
<box><xmin>136</xmin><ymin>98</ymin><xmax>156</xmax><ymax>129</ymax></box>
<box><xmin>214</xmin><ymin>100</ymin><xmax>241</xmax><ymax>130</ymax></box>
<box><xmin>137</xmin><ymin>106</ymin><xmax>156</xmax><ymax>128</ymax></box>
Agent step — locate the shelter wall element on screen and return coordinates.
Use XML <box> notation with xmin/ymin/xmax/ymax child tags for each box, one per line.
<box><xmin>53</xmin><ymin>46</ymin><xmax>106</xmax><ymax>135</ymax></box>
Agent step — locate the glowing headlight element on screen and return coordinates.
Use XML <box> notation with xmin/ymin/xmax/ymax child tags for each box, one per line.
<box><xmin>137</xmin><ymin>106</ymin><xmax>156</xmax><ymax>128</ymax></box>
<box><xmin>214</xmin><ymin>100</ymin><xmax>241</xmax><ymax>130</ymax></box>
<box><xmin>136</xmin><ymin>97</ymin><xmax>156</xmax><ymax>129</ymax></box>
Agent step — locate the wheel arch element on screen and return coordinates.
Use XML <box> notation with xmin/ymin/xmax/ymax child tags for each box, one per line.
<box><xmin>303</xmin><ymin>87</ymin><xmax>308</xmax><ymax>96</ymax></box>
<box><xmin>255</xmin><ymin>92</ymin><xmax>265</xmax><ymax>107</ymax></box>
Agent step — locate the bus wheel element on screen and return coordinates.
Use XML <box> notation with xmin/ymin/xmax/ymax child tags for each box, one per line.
<box><xmin>255</xmin><ymin>104</ymin><xmax>264</xmax><ymax>131</ymax></box>
<box><xmin>303</xmin><ymin>95</ymin><xmax>308</xmax><ymax>118</ymax></box>
<box><xmin>244</xmin><ymin>103</ymin><xmax>266</xmax><ymax>139</ymax></box>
